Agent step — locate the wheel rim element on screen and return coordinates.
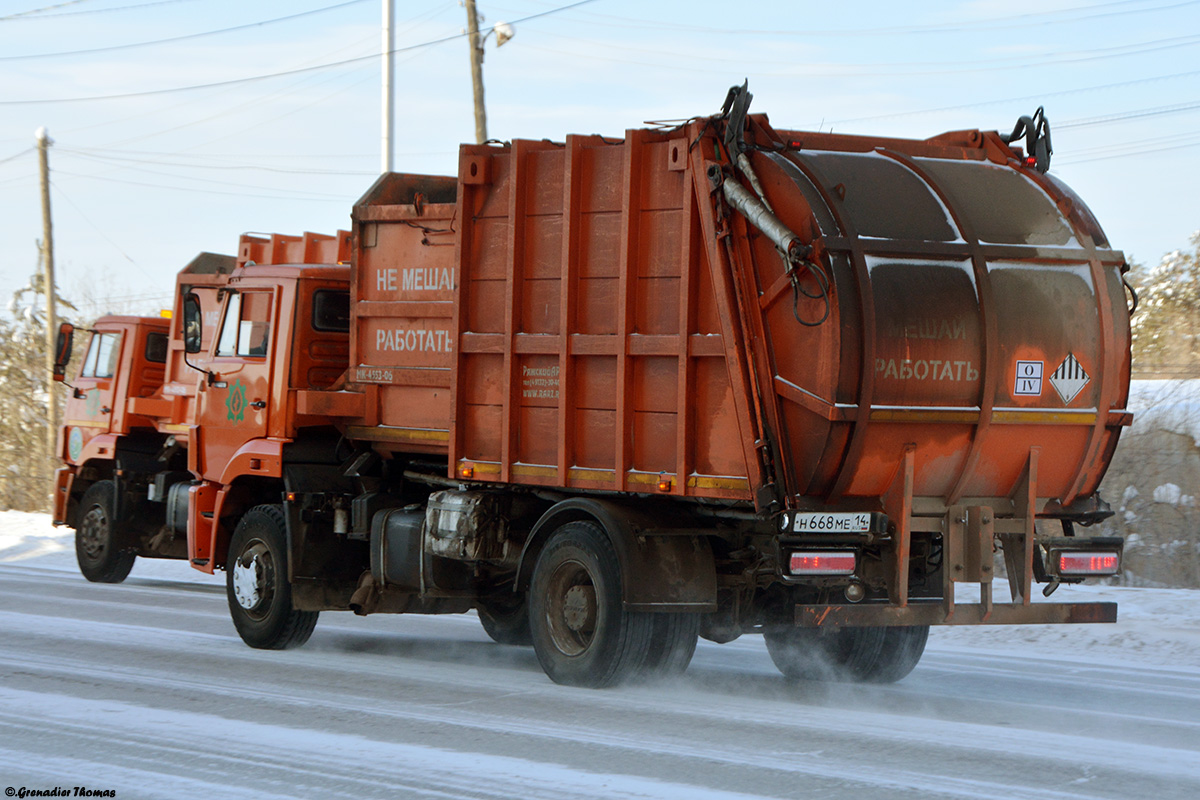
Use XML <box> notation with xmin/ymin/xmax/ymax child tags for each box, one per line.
<box><xmin>79</xmin><ymin>506</ymin><xmax>109</xmax><ymax>564</ymax></box>
<box><xmin>544</xmin><ymin>558</ymin><xmax>598</xmax><ymax>657</ymax></box>
<box><xmin>232</xmin><ymin>539</ymin><xmax>275</xmax><ymax>619</ymax></box>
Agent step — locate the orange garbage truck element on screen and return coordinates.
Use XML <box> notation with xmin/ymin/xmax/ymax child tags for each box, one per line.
<box><xmin>53</xmin><ymin>87</ymin><xmax>1133</xmax><ymax>687</ymax></box>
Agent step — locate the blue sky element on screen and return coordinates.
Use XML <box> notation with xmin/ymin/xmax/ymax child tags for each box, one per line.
<box><xmin>1</xmin><ymin>0</ymin><xmax>1198</xmax><ymax>316</ymax></box>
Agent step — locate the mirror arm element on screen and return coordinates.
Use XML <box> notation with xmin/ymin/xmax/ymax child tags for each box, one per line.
<box><xmin>182</xmin><ymin>350</ymin><xmax>216</xmax><ymax>385</ymax></box>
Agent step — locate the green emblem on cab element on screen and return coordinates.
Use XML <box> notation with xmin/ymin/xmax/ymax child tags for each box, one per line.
<box><xmin>226</xmin><ymin>379</ymin><xmax>247</xmax><ymax>423</ymax></box>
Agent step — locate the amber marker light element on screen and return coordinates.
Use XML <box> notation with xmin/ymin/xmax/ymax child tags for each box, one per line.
<box><xmin>459</xmin><ymin>464</ymin><xmax>474</xmax><ymax>479</ymax></box>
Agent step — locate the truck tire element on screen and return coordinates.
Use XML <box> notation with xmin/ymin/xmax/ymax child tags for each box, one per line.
<box><xmin>643</xmin><ymin>613</ymin><xmax>699</xmax><ymax>677</ymax></box>
<box><xmin>764</xmin><ymin>625</ymin><xmax>929</xmax><ymax>684</ymax></box>
<box><xmin>477</xmin><ymin>594</ymin><xmax>533</xmax><ymax>646</ymax></box>
<box><xmin>529</xmin><ymin>520</ymin><xmax>655</xmax><ymax>688</ymax></box>
<box><xmin>226</xmin><ymin>504</ymin><xmax>318</xmax><ymax>650</ymax></box>
<box><xmin>75</xmin><ymin>480</ymin><xmax>136</xmax><ymax>584</ymax></box>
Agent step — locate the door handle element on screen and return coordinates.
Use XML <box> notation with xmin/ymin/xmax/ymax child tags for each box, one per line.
<box><xmin>250</xmin><ymin>400</ymin><xmax>266</xmax><ymax>409</ymax></box>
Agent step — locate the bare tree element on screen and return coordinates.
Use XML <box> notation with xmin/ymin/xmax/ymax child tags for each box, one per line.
<box><xmin>0</xmin><ymin>276</ymin><xmax>76</xmax><ymax>512</ymax></box>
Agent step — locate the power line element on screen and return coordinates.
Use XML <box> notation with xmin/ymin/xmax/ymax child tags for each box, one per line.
<box><xmin>68</xmin><ymin>2</ymin><xmax>447</xmax><ymax>148</ymax></box>
<box><xmin>99</xmin><ymin>44</ymin><xmax>375</xmax><ymax>149</ymax></box>
<box><xmin>74</xmin><ymin>292</ymin><xmax>173</xmax><ymax>304</ymax></box>
<box><xmin>0</xmin><ymin>0</ymin><xmax>369</xmax><ymax>61</ymax></box>
<box><xmin>1057</xmin><ymin>133</ymin><xmax>1200</xmax><ymax>164</ymax></box>
<box><xmin>70</xmin><ymin>149</ymin><xmax>381</xmax><ymax>160</ymax></box>
<box><xmin>53</xmin><ymin>168</ymin><xmax>354</xmax><ymax>202</ymax></box>
<box><xmin>1060</xmin><ymin>129</ymin><xmax>1200</xmax><ymax>159</ymax></box>
<box><xmin>0</xmin><ymin>0</ymin><xmax>195</xmax><ymax>21</ymax></box>
<box><xmin>50</xmin><ymin>179</ymin><xmax>147</xmax><ymax>273</ymax></box>
<box><xmin>62</xmin><ymin>34</ymin><xmax>376</xmax><ymax>149</ymax></box>
<box><xmin>55</xmin><ymin>155</ymin><xmax>355</xmax><ymax>197</ymax></box>
<box><xmin>518</xmin><ymin>29</ymin><xmax>1200</xmax><ymax>81</ymax></box>
<box><xmin>0</xmin><ymin>0</ymin><xmax>600</xmax><ymax>106</ymax></box>
<box><xmin>553</xmin><ymin>0</ymin><xmax>1200</xmax><ymax>37</ymax></box>
<box><xmin>0</xmin><ymin>0</ymin><xmax>92</xmax><ymax>21</ymax></box>
<box><xmin>826</xmin><ymin>69</ymin><xmax>1200</xmax><ymax>126</ymax></box>
<box><xmin>61</xmin><ymin>147</ymin><xmax>376</xmax><ymax>176</ymax></box>
<box><xmin>1059</xmin><ymin>99</ymin><xmax>1200</xmax><ymax>127</ymax></box>
<box><xmin>0</xmin><ymin>147</ymin><xmax>33</xmax><ymax>166</ymax></box>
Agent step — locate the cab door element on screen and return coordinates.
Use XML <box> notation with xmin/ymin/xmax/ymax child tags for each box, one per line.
<box><xmin>64</xmin><ymin>331</ymin><xmax>122</xmax><ymax>459</ymax></box>
<box><xmin>195</xmin><ymin>288</ymin><xmax>277</xmax><ymax>480</ymax></box>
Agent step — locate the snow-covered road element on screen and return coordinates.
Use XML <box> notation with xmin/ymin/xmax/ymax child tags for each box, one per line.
<box><xmin>0</xmin><ymin>560</ymin><xmax>1198</xmax><ymax>800</ymax></box>
<box><xmin>2</xmin><ymin>512</ymin><xmax>1200</xmax><ymax>799</ymax></box>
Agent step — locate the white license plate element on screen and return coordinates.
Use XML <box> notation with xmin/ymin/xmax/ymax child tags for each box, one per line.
<box><xmin>792</xmin><ymin>512</ymin><xmax>872</xmax><ymax>534</ymax></box>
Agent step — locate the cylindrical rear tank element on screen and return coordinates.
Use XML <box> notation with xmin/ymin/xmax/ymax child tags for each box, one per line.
<box><xmin>745</xmin><ymin>125</ymin><xmax>1131</xmax><ymax>510</ymax></box>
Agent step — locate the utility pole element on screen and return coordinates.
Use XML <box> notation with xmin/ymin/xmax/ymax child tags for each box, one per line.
<box><xmin>465</xmin><ymin>0</ymin><xmax>487</xmax><ymax>145</ymax></box>
<box><xmin>381</xmin><ymin>0</ymin><xmax>395</xmax><ymax>172</ymax></box>
<box><xmin>36</xmin><ymin>126</ymin><xmax>58</xmax><ymax>466</ymax></box>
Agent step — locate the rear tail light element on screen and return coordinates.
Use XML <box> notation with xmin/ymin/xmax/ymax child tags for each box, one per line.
<box><xmin>1057</xmin><ymin>551</ymin><xmax>1120</xmax><ymax>577</ymax></box>
<box><xmin>789</xmin><ymin>550</ymin><xmax>856</xmax><ymax>576</ymax></box>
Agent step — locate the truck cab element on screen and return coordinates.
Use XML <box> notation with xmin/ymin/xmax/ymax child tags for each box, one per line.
<box><xmin>53</xmin><ymin>314</ymin><xmax>171</xmax><ymax>526</ymax></box>
<box><xmin>52</xmin><ymin>313</ymin><xmax>174</xmax><ymax>581</ymax></box>
<box><xmin>52</xmin><ymin>231</ymin><xmax>352</xmax><ymax>583</ymax></box>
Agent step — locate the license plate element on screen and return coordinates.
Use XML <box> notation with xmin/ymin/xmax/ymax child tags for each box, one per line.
<box><xmin>791</xmin><ymin>512</ymin><xmax>872</xmax><ymax>534</ymax></box>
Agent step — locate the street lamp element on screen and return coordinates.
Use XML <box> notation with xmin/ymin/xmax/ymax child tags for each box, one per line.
<box><xmin>464</xmin><ymin>1</ymin><xmax>514</xmax><ymax>144</ymax></box>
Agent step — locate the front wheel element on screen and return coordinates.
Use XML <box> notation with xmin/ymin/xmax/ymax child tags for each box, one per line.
<box><xmin>226</xmin><ymin>505</ymin><xmax>318</xmax><ymax>650</ymax></box>
<box><xmin>764</xmin><ymin>625</ymin><xmax>929</xmax><ymax>684</ymax></box>
<box><xmin>75</xmin><ymin>480</ymin><xmax>136</xmax><ymax>583</ymax></box>
<box><xmin>529</xmin><ymin>521</ymin><xmax>655</xmax><ymax>688</ymax></box>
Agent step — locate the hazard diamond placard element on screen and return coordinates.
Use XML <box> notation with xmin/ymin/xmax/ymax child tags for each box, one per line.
<box><xmin>1049</xmin><ymin>353</ymin><xmax>1090</xmax><ymax>405</ymax></box>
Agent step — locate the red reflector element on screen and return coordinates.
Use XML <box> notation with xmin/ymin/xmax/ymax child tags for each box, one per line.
<box><xmin>1058</xmin><ymin>551</ymin><xmax>1119</xmax><ymax>576</ymax></box>
<box><xmin>789</xmin><ymin>551</ymin><xmax>856</xmax><ymax>576</ymax></box>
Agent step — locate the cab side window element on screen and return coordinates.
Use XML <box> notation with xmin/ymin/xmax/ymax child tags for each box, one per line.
<box><xmin>81</xmin><ymin>333</ymin><xmax>121</xmax><ymax>379</ymax></box>
<box><xmin>145</xmin><ymin>332</ymin><xmax>168</xmax><ymax>363</ymax></box>
<box><xmin>216</xmin><ymin>292</ymin><xmax>272</xmax><ymax>357</ymax></box>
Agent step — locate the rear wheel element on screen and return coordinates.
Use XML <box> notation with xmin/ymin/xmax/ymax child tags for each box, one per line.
<box><xmin>529</xmin><ymin>521</ymin><xmax>655</xmax><ymax>688</ymax></box>
<box><xmin>226</xmin><ymin>504</ymin><xmax>318</xmax><ymax>650</ymax></box>
<box><xmin>75</xmin><ymin>480</ymin><xmax>136</xmax><ymax>583</ymax></box>
<box><xmin>477</xmin><ymin>593</ymin><xmax>533</xmax><ymax>646</ymax></box>
<box><xmin>764</xmin><ymin>625</ymin><xmax>929</xmax><ymax>684</ymax></box>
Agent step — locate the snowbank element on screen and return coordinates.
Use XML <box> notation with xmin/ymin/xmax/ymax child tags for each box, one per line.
<box><xmin>1128</xmin><ymin>379</ymin><xmax>1200</xmax><ymax>445</ymax></box>
<box><xmin>0</xmin><ymin>509</ymin><xmax>219</xmax><ymax>585</ymax></box>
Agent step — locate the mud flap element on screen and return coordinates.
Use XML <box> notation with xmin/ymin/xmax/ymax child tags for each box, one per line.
<box><xmin>518</xmin><ymin>498</ymin><xmax>718</xmax><ymax>612</ymax></box>
<box><xmin>622</xmin><ymin>534</ymin><xmax>718</xmax><ymax>613</ymax></box>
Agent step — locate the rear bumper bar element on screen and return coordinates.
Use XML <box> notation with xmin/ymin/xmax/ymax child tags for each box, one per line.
<box><xmin>796</xmin><ymin>601</ymin><xmax>1117</xmax><ymax>627</ymax></box>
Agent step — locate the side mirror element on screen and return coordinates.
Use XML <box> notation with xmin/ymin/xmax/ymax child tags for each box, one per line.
<box><xmin>52</xmin><ymin>322</ymin><xmax>74</xmax><ymax>382</ymax></box>
<box><xmin>183</xmin><ymin>294</ymin><xmax>202</xmax><ymax>354</ymax></box>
